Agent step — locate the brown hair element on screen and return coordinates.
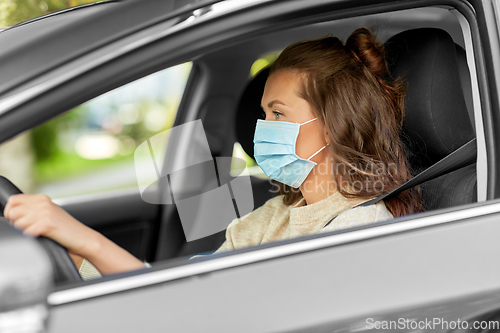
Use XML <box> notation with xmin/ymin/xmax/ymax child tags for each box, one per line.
<box><xmin>270</xmin><ymin>28</ymin><xmax>423</xmax><ymax>217</ymax></box>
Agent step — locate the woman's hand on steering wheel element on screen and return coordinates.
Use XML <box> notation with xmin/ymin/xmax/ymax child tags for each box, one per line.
<box><xmin>4</xmin><ymin>194</ymin><xmax>96</xmax><ymax>258</ymax></box>
<box><xmin>4</xmin><ymin>193</ymin><xmax>147</xmax><ymax>276</ymax></box>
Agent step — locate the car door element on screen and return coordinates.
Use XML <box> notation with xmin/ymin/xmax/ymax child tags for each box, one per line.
<box><xmin>47</xmin><ymin>201</ymin><xmax>500</xmax><ymax>333</ymax></box>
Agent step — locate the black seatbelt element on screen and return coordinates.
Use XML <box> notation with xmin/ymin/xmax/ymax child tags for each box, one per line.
<box><xmin>323</xmin><ymin>138</ymin><xmax>477</xmax><ymax>228</ymax></box>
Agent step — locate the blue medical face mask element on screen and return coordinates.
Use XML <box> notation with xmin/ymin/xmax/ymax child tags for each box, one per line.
<box><xmin>253</xmin><ymin>118</ymin><xmax>328</xmax><ymax>188</ymax></box>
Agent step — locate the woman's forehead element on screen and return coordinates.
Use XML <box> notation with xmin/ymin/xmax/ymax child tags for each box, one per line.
<box><xmin>261</xmin><ymin>71</ymin><xmax>305</xmax><ymax>106</ymax></box>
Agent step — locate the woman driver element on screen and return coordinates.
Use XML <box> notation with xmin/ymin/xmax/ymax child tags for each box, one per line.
<box><xmin>4</xmin><ymin>28</ymin><xmax>422</xmax><ymax>278</ymax></box>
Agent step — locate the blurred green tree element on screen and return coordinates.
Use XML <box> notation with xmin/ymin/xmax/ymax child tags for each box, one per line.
<box><xmin>0</xmin><ymin>0</ymin><xmax>101</xmax><ymax>28</ymax></box>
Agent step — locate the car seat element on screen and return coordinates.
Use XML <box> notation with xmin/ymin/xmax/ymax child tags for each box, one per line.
<box><xmin>384</xmin><ymin>28</ymin><xmax>477</xmax><ymax>209</ymax></box>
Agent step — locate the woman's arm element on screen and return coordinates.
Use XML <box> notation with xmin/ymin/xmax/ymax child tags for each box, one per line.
<box><xmin>4</xmin><ymin>194</ymin><xmax>145</xmax><ymax>275</ymax></box>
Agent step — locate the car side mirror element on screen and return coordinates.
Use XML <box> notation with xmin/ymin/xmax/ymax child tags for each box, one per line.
<box><xmin>0</xmin><ymin>217</ymin><xmax>53</xmax><ymax>332</ymax></box>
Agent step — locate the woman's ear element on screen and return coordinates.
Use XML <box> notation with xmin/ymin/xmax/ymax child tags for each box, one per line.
<box><xmin>322</xmin><ymin>122</ymin><xmax>330</xmax><ymax>145</ymax></box>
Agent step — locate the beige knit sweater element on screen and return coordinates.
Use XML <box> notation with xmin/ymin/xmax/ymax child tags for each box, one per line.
<box><xmin>215</xmin><ymin>191</ymin><xmax>392</xmax><ymax>253</ymax></box>
<box><xmin>79</xmin><ymin>192</ymin><xmax>393</xmax><ymax>279</ymax></box>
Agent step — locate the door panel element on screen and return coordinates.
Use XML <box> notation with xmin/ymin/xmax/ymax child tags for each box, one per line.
<box><xmin>56</xmin><ymin>188</ymin><xmax>160</xmax><ymax>262</ymax></box>
<box><xmin>48</xmin><ymin>205</ymin><xmax>500</xmax><ymax>333</ymax></box>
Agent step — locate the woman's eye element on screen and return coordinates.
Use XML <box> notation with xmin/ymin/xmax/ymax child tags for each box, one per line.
<box><xmin>273</xmin><ymin>111</ymin><xmax>282</xmax><ymax>119</ymax></box>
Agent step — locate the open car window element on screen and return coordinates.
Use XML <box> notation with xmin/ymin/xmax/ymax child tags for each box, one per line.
<box><xmin>163</xmin><ymin>5</ymin><xmax>481</xmax><ymax>260</ymax></box>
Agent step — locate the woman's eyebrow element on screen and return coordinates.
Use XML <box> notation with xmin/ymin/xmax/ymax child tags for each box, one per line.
<box><xmin>264</xmin><ymin>99</ymin><xmax>287</xmax><ymax>109</ymax></box>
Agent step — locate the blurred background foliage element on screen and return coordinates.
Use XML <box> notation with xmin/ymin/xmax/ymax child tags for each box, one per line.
<box><xmin>0</xmin><ymin>0</ymin><xmax>101</xmax><ymax>28</ymax></box>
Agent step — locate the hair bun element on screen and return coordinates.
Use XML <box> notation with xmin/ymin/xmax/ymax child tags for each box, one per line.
<box><xmin>345</xmin><ymin>28</ymin><xmax>387</xmax><ymax>77</ymax></box>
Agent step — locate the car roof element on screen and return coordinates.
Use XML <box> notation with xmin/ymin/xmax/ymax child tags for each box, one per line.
<box><xmin>0</xmin><ymin>0</ymin><xmax>222</xmax><ymax>97</ymax></box>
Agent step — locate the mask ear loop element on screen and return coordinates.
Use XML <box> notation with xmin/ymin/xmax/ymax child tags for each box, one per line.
<box><xmin>299</xmin><ymin>118</ymin><xmax>317</xmax><ymax>126</ymax></box>
<box><xmin>307</xmin><ymin>143</ymin><xmax>329</xmax><ymax>161</ymax></box>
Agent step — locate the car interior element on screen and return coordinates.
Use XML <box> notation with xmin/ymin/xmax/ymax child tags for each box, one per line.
<box><xmin>152</xmin><ymin>6</ymin><xmax>478</xmax><ymax>262</ymax></box>
<box><xmin>1</xmin><ymin>4</ymin><xmax>480</xmax><ymax>285</ymax></box>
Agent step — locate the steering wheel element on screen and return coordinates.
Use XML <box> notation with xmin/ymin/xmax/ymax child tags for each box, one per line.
<box><xmin>0</xmin><ymin>176</ymin><xmax>82</xmax><ymax>284</ymax></box>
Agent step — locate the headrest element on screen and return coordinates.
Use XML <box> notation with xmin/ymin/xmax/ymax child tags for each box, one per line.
<box><xmin>385</xmin><ymin>28</ymin><xmax>475</xmax><ymax>168</ymax></box>
<box><xmin>236</xmin><ymin>67</ymin><xmax>270</xmax><ymax>159</ymax></box>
